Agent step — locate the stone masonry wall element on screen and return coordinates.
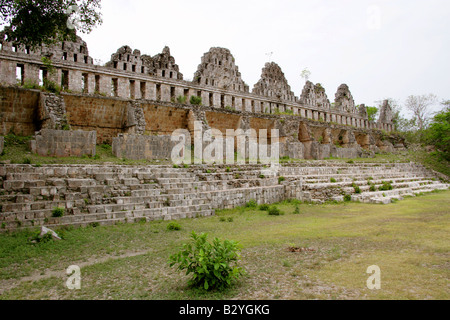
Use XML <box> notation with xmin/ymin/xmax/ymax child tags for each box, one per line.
<box><xmin>30</xmin><ymin>129</ymin><xmax>97</xmax><ymax>157</ymax></box>
<box><xmin>112</xmin><ymin>134</ymin><xmax>176</xmax><ymax>160</ymax></box>
<box><xmin>0</xmin><ymin>86</ymin><xmax>39</xmax><ymax>136</ymax></box>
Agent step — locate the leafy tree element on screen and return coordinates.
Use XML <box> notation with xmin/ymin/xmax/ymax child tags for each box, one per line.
<box><xmin>424</xmin><ymin>103</ymin><xmax>450</xmax><ymax>160</ymax></box>
<box><xmin>0</xmin><ymin>0</ymin><xmax>102</xmax><ymax>48</ymax></box>
<box><xmin>365</xmin><ymin>106</ymin><xmax>379</xmax><ymax>122</ymax></box>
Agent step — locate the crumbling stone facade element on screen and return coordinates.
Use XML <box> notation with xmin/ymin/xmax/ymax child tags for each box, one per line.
<box><xmin>300</xmin><ymin>81</ymin><xmax>332</xmax><ymax>110</ymax></box>
<box><xmin>0</xmin><ymin>34</ymin><xmax>398</xmax><ymax>161</ymax></box>
<box><xmin>194</xmin><ymin>47</ymin><xmax>248</xmax><ymax>92</ymax></box>
<box><xmin>252</xmin><ymin>62</ymin><xmax>297</xmax><ymax>103</ymax></box>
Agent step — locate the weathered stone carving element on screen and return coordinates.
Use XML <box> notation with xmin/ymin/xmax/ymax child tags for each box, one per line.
<box><xmin>38</xmin><ymin>93</ymin><xmax>69</xmax><ymax>130</ymax></box>
<box><xmin>334</xmin><ymin>84</ymin><xmax>356</xmax><ymax>113</ymax></box>
<box><xmin>194</xmin><ymin>47</ymin><xmax>248</xmax><ymax>92</ymax></box>
<box><xmin>124</xmin><ymin>102</ymin><xmax>146</xmax><ymax>135</ymax></box>
<box><xmin>358</xmin><ymin>104</ymin><xmax>368</xmax><ymax>119</ymax></box>
<box><xmin>253</xmin><ymin>62</ymin><xmax>296</xmax><ymax>102</ymax></box>
<box><xmin>107</xmin><ymin>45</ymin><xmax>183</xmax><ymax>80</ymax></box>
<box><xmin>300</xmin><ymin>81</ymin><xmax>331</xmax><ymax>109</ymax></box>
<box><xmin>378</xmin><ymin>100</ymin><xmax>393</xmax><ymax>124</ymax></box>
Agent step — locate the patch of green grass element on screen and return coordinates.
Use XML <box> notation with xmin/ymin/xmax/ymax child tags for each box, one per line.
<box><xmin>0</xmin><ymin>191</ymin><xmax>449</xmax><ymax>300</ymax></box>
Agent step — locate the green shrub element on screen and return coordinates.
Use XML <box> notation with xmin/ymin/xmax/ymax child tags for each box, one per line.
<box><xmin>259</xmin><ymin>204</ymin><xmax>270</xmax><ymax>211</ymax></box>
<box><xmin>278</xmin><ymin>176</ymin><xmax>286</xmax><ymax>184</ymax></box>
<box><xmin>330</xmin><ymin>178</ymin><xmax>337</xmax><ymax>183</ymax></box>
<box><xmin>293</xmin><ymin>205</ymin><xmax>300</xmax><ymax>215</ymax></box>
<box><xmin>245</xmin><ymin>199</ymin><xmax>258</xmax><ymax>209</ymax></box>
<box><xmin>51</xmin><ymin>207</ymin><xmax>65</xmax><ymax>218</ymax></box>
<box><xmin>268</xmin><ymin>206</ymin><xmax>283</xmax><ymax>216</ymax></box>
<box><xmin>369</xmin><ymin>184</ymin><xmax>377</xmax><ymax>192</ymax></box>
<box><xmin>167</xmin><ymin>222</ymin><xmax>182</xmax><ymax>231</ymax></box>
<box><xmin>190</xmin><ymin>95</ymin><xmax>202</xmax><ymax>105</ymax></box>
<box><xmin>344</xmin><ymin>194</ymin><xmax>352</xmax><ymax>202</ymax></box>
<box><xmin>379</xmin><ymin>181</ymin><xmax>393</xmax><ymax>191</ymax></box>
<box><xmin>169</xmin><ymin>231</ymin><xmax>244</xmax><ymax>291</ymax></box>
<box><xmin>176</xmin><ymin>95</ymin><xmax>187</xmax><ymax>104</ymax></box>
<box><xmin>347</xmin><ymin>160</ymin><xmax>354</xmax><ymax>164</ymax></box>
<box><xmin>352</xmin><ymin>183</ymin><xmax>361</xmax><ymax>194</ymax></box>
<box><xmin>22</xmin><ymin>157</ymin><xmax>32</xmax><ymax>164</ymax></box>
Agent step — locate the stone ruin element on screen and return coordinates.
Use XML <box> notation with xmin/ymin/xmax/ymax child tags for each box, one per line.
<box><xmin>0</xmin><ymin>34</ymin><xmax>448</xmax><ymax>232</ymax></box>
<box><xmin>0</xmin><ymin>33</ymin><xmax>401</xmax><ymax>159</ymax></box>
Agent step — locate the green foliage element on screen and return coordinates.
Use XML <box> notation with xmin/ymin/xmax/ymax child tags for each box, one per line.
<box><xmin>424</xmin><ymin>107</ymin><xmax>450</xmax><ymax>161</ymax></box>
<box><xmin>352</xmin><ymin>183</ymin><xmax>361</xmax><ymax>194</ymax></box>
<box><xmin>344</xmin><ymin>194</ymin><xmax>352</xmax><ymax>202</ymax></box>
<box><xmin>169</xmin><ymin>232</ymin><xmax>244</xmax><ymax>291</ymax></box>
<box><xmin>379</xmin><ymin>181</ymin><xmax>393</xmax><ymax>191</ymax></box>
<box><xmin>369</xmin><ymin>184</ymin><xmax>377</xmax><ymax>192</ymax></box>
<box><xmin>51</xmin><ymin>207</ymin><xmax>65</xmax><ymax>218</ymax></box>
<box><xmin>29</xmin><ymin>231</ymin><xmax>54</xmax><ymax>244</ymax></box>
<box><xmin>189</xmin><ymin>95</ymin><xmax>202</xmax><ymax>105</ymax></box>
<box><xmin>330</xmin><ymin>178</ymin><xmax>337</xmax><ymax>183</ymax></box>
<box><xmin>366</xmin><ymin>106</ymin><xmax>379</xmax><ymax>122</ymax></box>
<box><xmin>259</xmin><ymin>204</ymin><xmax>270</xmax><ymax>211</ymax></box>
<box><xmin>42</xmin><ymin>78</ymin><xmax>61</xmax><ymax>94</ymax></box>
<box><xmin>22</xmin><ymin>157</ymin><xmax>31</xmax><ymax>164</ymax></box>
<box><xmin>176</xmin><ymin>95</ymin><xmax>187</xmax><ymax>104</ymax></box>
<box><xmin>278</xmin><ymin>176</ymin><xmax>286</xmax><ymax>184</ymax></box>
<box><xmin>167</xmin><ymin>222</ymin><xmax>182</xmax><ymax>231</ymax></box>
<box><xmin>268</xmin><ymin>206</ymin><xmax>284</xmax><ymax>216</ymax></box>
<box><xmin>293</xmin><ymin>205</ymin><xmax>300</xmax><ymax>215</ymax></box>
<box><xmin>0</xmin><ymin>0</ymin><xmax>103</xmax><ymax>48</ymax></box>
<box><xmin>245</xmin><ymin>199</ymin><xmax>258</xmax><ymax>209</ymax></box>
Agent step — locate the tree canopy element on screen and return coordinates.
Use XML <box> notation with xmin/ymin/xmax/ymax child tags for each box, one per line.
<box><xmin>0</xmin><ymin>0</ymin><xmax>102</xmax><ymax>48</ymax></box>
<box><xmin>425</xmin><ymin>103</ymin><xmax>450</xmax><ymax>161</ymax></box>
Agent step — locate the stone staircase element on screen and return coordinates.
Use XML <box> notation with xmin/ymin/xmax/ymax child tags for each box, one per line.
<box><xmin>0</xmin><ymin>162</ymin><xmax>448</xmax><ymax>232</ymax></box>
<box><xmin>280</xmin><ymin>162</ymin><xmax>449</xmax><ymax>204</ymax></box>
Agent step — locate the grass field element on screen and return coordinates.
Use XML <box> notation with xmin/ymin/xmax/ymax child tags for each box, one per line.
<box><xmin>0</xmin><ymin>190</ymin><xmax>448</xmax><ymax>300</ymax></box>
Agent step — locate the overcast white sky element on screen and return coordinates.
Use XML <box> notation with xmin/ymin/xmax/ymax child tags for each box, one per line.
<box><xmin>82</xmin><ymin>0</ymin><xmax>449</xmax><ymax>113</ymax></box>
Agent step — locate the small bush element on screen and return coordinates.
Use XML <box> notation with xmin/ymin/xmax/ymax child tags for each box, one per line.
<box><xmin>344</xmin><ymin>194</ymin><xmax>352</xmax><ymax>202</ymax></box>
<box><xmin>379</xmin><ymin>181</ymin><xmax>393</xmax><ymax>191</ymax></box>
<box><xmin>22</xmin><ymin>157</ymin><xmax>32</xmax><ymax>164</ymax></box>
<box><xmin>352</xmin><ymin>183</ymin><xmax>361</xmax><ymax>194</ymax></box>
<box><xmin>293</xmin><ymin>205</ymin><xmax>300</xmax><ymax>215</ymax></box>
<box><xmin>51</xmin><ymin>207</ymin><xmax>65</xmax><ymax>218</ymax></box>
<box><xmin>369</xmin><ymin>184</ymin><xmax>377</xmax><ymax>192</ymax></box>
<box><xmin>259</xmin><ymin>204</ymin><xmax>270</xmax><ymax>211</ymax></box>
<box><xmin>278</xmin><ymin>176</ymin><xmax>286</xmax><ymax>184</ymax></box>
<box><xmin>190</xmin><ymin>95</ymin><xmax>202</xmax><ymax>105</ymax></box>
<box><xmin>169</xmin><ymin>231</ymin><xmax>244</xmax><ymax>291</ymax></box>
<box><xmin>176</xmin><ymin>95</ymin><xmax>187</xmax><ymax>104</ymax></box>
<box><xmin>268</xmin><ymin>206</ymin><xmax>283</xmax><ymax>216</ymax></box>
<box><xmin>167</xmin><ymin>222</ymin><xmax>182</xmax><ymax>231</ymax></box>
<box><xmin>245</xmin><ymin>199</ymin><xmax>258</xmax><ymax>209</ymax></box>
<box><xmin>330</xmin><ymin>178</ymin><xmax>337</xmax><ymax>183</ymax></box>
<box><xmin>347</xmin><ymin>160</ymin><xmax>355</xmax><ymax>164</ymax></box>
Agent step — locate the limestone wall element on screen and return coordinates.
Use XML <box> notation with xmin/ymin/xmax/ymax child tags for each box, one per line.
<box><xmin>0</xmin><ymin>86</ymin><xmax>40</xmax><ymax>136</ymax></box>
<box><xmin>112</xmin><ymin>134</ymin><xmax>175</xmax><ymax>160</ymax></box>
<box><xmin>30</xmin><ymin>129</ymin><xmax>97</xmax><ymax>157</ymax></box>
<box><xmin>0</xmin><ymin>36</ymin><xmax>395</xmax><ymax>132</ymax></box>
